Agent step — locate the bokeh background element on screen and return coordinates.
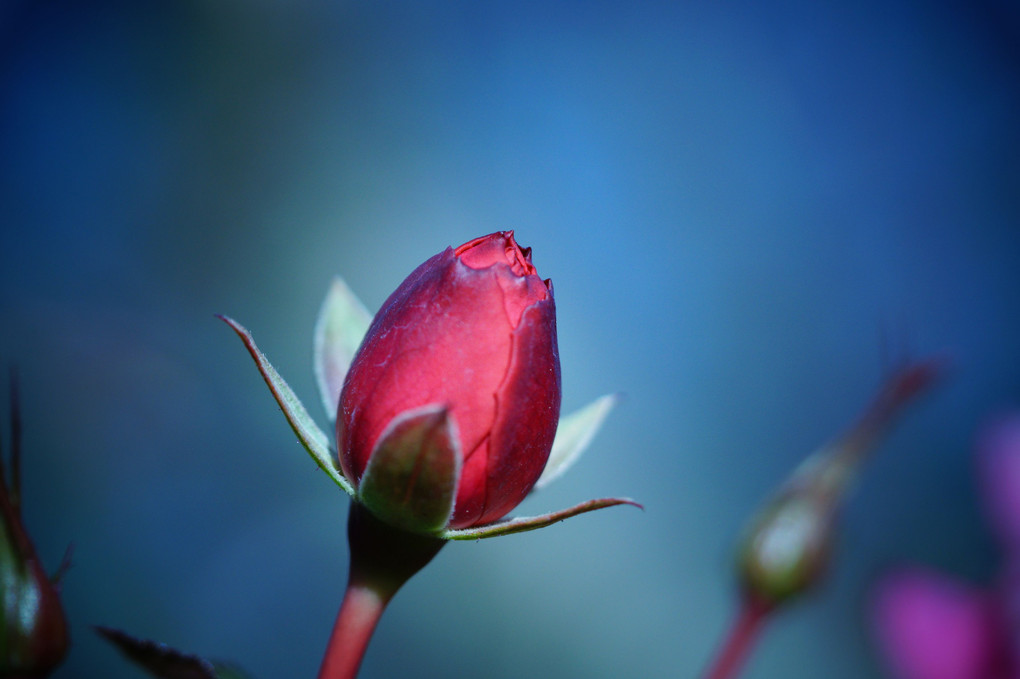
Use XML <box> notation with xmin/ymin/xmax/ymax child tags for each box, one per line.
<box><xmin>2</xmin><ymin>1</ymin><xmax>1019</xmax><ymax>677</ymax></box>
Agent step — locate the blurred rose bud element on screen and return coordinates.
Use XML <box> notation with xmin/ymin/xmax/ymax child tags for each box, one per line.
<box><xmin>0</xmin><ymin>375</ymin><xmax>69</xmax><ymax>677</ymax></box>
<box><xmin>738</xmin><ymin>486</ymin><xmax>837</xmax><ymax>607</ymax></box>
<box><xmin>737</xmin><ymin>360</ymin><xmax>941</xmax><ymax>607</ymax></box>
<box><xmin>338</xmin><ymin>231</ymin><xmax>561</xmax><ymax>530</ymax></box>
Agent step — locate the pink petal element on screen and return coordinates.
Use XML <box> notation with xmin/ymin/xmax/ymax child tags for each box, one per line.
<box><xmin>977</xmin><ymin>414</ymin><xmax>1020</xmax><ymax>550</ymax></box>
<box><xmin>871</xmin><ymin>568</ymin><xmax>998</xmax><ymax>679</ymax></box>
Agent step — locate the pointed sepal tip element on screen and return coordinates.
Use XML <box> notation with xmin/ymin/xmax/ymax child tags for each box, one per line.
<box><xmin>442</xmin><ymin>496</ymin><xmax>642</xmax><ymax>540</ymax></box>
<box><xmin>217</xmin><ymin>314</ymin><xmax>354</xmax><ymax>497</ymax></box>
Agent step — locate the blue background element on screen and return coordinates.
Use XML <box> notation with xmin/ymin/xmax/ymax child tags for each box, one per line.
<box><xmin>2</xmin><ymin>1</ymin><xmax>1019</xmax><ymax>677</ymax></box>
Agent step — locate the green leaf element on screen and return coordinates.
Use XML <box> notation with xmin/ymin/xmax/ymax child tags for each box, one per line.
<box><xmin>534</xmin><ymin>394</ymin><xmax>618</xmax><ymax>490</ymax></box>
<box><xmin>313</xmin><ymin>277</ymin><xmax>373</xmax><ymax>422</ymax></box>
<box><xmin>441</xmin><ymin>497</ymin><xmax>642</xmax><ymax>540</ymax></box>
<box><xmin>95</xmin><ymin>626</ymin><xmax>255</xmax><ymax>679</ymax></box>
<box><xmin>358</xmin><ymin>405</ymin><xmax>461</xmax><ymax>534</ymax></box>
<box><xmin>218</xmin><ymin>315</ymin><xmax>354</xmax><ymax>496</ymax></box>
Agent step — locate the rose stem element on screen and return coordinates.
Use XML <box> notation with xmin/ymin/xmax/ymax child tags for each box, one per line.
<box><xmin>317</xmin><ymin>504</ymin><xmax>445</xmax><ymax>679</ymax></box>
<box><xmin>317</xmin><ymin>582</ymin><xmax>387</xmax><ymax>679</ymax></box>
<box><xmin>702</xmin><ymin>596</ymin><xmax>772</xmax><ymax>679</ymax></box>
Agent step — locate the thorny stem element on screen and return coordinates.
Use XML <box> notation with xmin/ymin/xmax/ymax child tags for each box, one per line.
<box><xmin>317</xmin><ymin>504</ymin><xmax>445</xmax><ymax>679</ymax></box>
<box><xmin>702</xmin><ymin>595</ymin><xmax>772</xmax><ymax>679</ymax></box>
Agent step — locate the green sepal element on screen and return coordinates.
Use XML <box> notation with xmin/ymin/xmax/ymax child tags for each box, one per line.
<box><xmin>737</xmin><ymin>493</ymin><xmax>835</xmax><ymax>605</ymax></box>
<box><xmin>218</xmin><ymin>315</ymin><xmax>354</xmax><ymax>497</ymax></box>
<box><xmin>535</xmin><ymin>393</ymin><xmax>618</xmax><ymax>491</ymax></box>
<box><xmin>441</xmin><ymin>497</ymin><xmax>642</xmax><ymax>540</ymax></box>
<box><xmin>95</xmin><ymin>626</ymin><xmax>255</xmax><ymax>679</ymax></box>
<box><xmin>313</xmin><ymin>277</ymin><xmax>373</xmax><ymax>422</ymax></box>
<box><xmin>358</xmin><ymin>405</ymin><xmax>461</xmax><ymax>535</ymax></box>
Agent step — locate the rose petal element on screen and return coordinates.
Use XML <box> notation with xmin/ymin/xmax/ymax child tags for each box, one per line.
<box><xmin>871</xmin><ymin>568</ymin><xmax>997</xmax><ymax>679</ymax></box>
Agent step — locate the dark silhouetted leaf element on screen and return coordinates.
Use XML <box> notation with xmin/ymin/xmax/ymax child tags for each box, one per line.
<box><xmin>95</xmin><ymin>626</ymin><xmax>253</xmax><ymax>679</ymax></box>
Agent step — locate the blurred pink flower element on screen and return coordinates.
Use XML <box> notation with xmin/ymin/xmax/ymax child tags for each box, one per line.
<box><xmin>871</xmin><ymin>414</ymin><xmax>1020</xmax><ymax>679</ymax></box>
<box><xmin>978</xmin><ymin>416</ymin><xmax>1020</xmax><ymax>552</ymax></box>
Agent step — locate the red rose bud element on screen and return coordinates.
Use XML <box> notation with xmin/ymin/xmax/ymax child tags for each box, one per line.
<box><xmin>338</xmin><ymin>231</ymin><xmax>561</xmax><ymax>530</ymax></box>
<box><xmin>737</xmin><ymin>359</ymin><xmax>942</xmax><ymax>606</ymax></box>
<box><xmin>221</xmin><ymin>233</ymin><xmax>638</xmax><ymax>677</ymax></box>
<box><xmin>0</xmin><ymin>374</ymin><xmax>69</xmax><ymax>677</ymax></box>
<box><xmin>221</xmin><ymin>231</ymin><xmax>637</xmax><ymax>541</ymax></box>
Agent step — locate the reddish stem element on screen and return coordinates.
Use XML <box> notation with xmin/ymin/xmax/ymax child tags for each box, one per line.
<box><xmin>317</xmin><ymin>504</ymin><xmax>445</xmax><ymax>679</ymax></box>
<box><xmin>703</xmin><ymin>596</ymin><xmax>772</xmax><ymax>679</ymax></box>
<box><xmin>317</xmin><ymin>581</ymin><xmax>388</xmax><ymax>679</ymax></box>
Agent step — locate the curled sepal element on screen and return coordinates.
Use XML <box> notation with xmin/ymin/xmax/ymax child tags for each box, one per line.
<box><xmin>217</xmin><ymin>315</ymin><xmax>354</xmax><ymax>496</ymax></box>
<box><xmin>535</xmin><ymin>393</ymin><xmax>618</xmax><ymax>491</ymax></box>
<box><xmin>314</xmin><ymin>277</ymin><xmax>372</xmax><ymax>422</ymax></box>
<box><xmin>358</xmin><ymin>405</ymin><xmax>461</xmax><ymax>535</ymax></box>
<box><xmin>441</xmin><ymin>497</ymin><xmax>642</xmax><ymax>540</ymax></box>
<box><xmin>95</xmin><ymin>626</ymin><xmax>253</xmax><ymax>679</ymax></box>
